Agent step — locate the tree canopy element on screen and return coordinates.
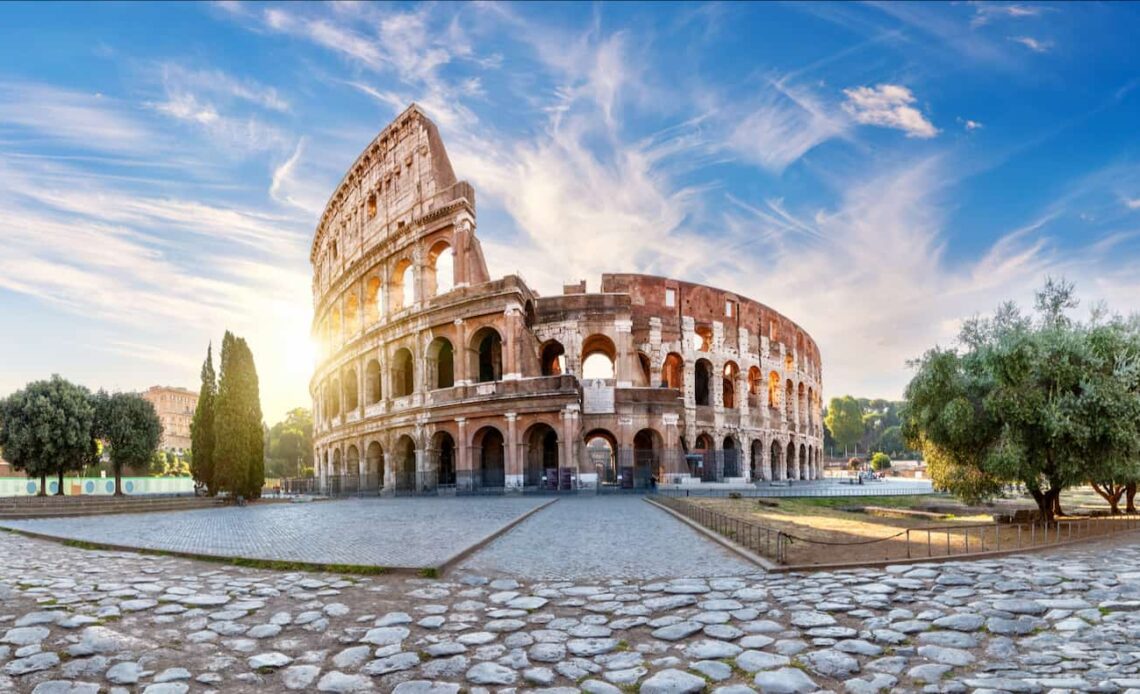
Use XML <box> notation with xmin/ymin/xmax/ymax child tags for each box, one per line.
<box><xmin>824</xmin><ymin>396</ymin><xmax>865</xmax><ymax>452</ymax></box>
<box><xmin>191</xmin><ymin>344</ymin><xmax>217</xmax><ymax>494</ymax></box>
<box><xmin>265</xmin><ymin>407</ymin><xmax>313</xmax><ymax>479</ymax></box>
<box><xmin>0</xmin><ymin>375</ymin><xmax>97</xmax><ymax>495</ymax></box>
<box><xmin>94</xmin><ymin>391</ymin><xmax>163</xmax><ymax>496</ymax></box>
<box><xmin>214</xmin><ymin>331</ymin><xmax>265</xmax><ymax>498</ymax></box>
<box><xmin>902</xmin><ymin>279</ymin><xmax>1140</xmax><ymax>522</ymax></box>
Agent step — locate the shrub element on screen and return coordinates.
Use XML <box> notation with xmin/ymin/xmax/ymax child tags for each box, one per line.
<box><xmin>870</xmin><ymin>452</ymin><xmax>892</xmax><ymax>471</ymax></box>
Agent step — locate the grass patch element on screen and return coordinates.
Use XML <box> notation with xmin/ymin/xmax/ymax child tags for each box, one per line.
<box><xmin>418</xmin><ymin>567</ymin><xmax>439</xmax><ymax>579</ymax></box>
<box><xmin>615</xmin><ymin>640</ymin><xmax>630</xmax><ymax>651</ymax></box>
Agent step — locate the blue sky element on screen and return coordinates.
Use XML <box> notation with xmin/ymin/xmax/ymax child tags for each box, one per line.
<box><xmin>2</xmin><ymin>1</ymin><xmax>1139</xmax><ymax>423</ymax></box>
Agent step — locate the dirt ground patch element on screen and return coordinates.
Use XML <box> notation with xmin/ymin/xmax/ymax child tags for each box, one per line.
<box><xmin>683</xmin><ymin>493</ymin><xmax>1140</xmax><ymax>566</ymax></box>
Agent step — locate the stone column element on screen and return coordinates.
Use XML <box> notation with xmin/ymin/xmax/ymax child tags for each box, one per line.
<box><xmin>615</xmin><ymin>319</ymin><xmax>635</xmax><ymax>387</ymax></box>
<box><xmin>741</xmin><ymin>436</ymin><xmax>752</xmax><ymax>482</ymax></box>
<box><xmin>662</xmin><ymin>413</ymin><xmax>680</xmax><ymax>480</ymax></box>
<box><xmin>505</xmin><ymin>413</ymin><xmax>520</xmax><ymax>489</ymax></box>
<box><xmin>503</xmin><ymin>307</ymin><xmax>521</xmax><ymax>380</ymax></box>
<box><xmin>358</xmin><ymin>357</ymin><xmax>366</xmax><ymax>416</ymax></box>
<box><xmin>358</xmin><ymin>437</ymin><xmax>366</xmax><ymax>488</ymax></box>
<box><xmin>454</xmin><ymin>319</ymin><xmax>468</xmax><ymax>386</ymax></box>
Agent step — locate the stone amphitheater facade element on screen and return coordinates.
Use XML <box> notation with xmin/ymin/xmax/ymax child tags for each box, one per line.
<box><xmin>311</xmin><ymin>105</ymin><xmax>823</xmax><ymax>493</ymax></box>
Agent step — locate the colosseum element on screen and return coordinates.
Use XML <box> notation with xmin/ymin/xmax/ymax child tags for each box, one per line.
<box><xmin>310</xmin><ymin>104</ymin><xmax>824</xmax><ymax>495</ymax></box>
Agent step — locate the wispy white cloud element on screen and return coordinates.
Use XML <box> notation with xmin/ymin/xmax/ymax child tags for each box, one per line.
<box><xmin>0</xmin><ymin>82</ymin><xmax>159</xmax><ymax>154</ymax></box>
<box><xmin>1009</xmin><ymin>35</ymin><xmax>1052</xmax><ymax>53</ymax></box>
<box><xmin>842</xmin><ymin>84</ymin><xmax>939</xmax><ymax>139</ymax></box>
<box><xmin>958</xmin><ymin>116</ymin><xmax>983</xmax><ymax>131</ymax></box>
<box><xmin>971</xmin><ymin>3</ymin><xmax>1043</xmax><ymax>28</ymax></box>
<box><xmin>1125</xmin><ymin>198</ymin><xmax>1140</xmax><ymax>210</ymax></box>
<box><xmin>728</xmin><ymin>80</ymin><xmax>849</xmax><ymax>172</ymax></box>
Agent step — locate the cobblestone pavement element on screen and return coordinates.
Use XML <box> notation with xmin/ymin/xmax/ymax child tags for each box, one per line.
<box><xmin>459</xmin><ymin>496</ymin><xmax>754</xmax><ymax>580</ymax></box>
<box><xmin>0</xmin><ymin>498</ymin><xmax>547</xmax><ymax>569</ymax></box>
<box><xmin>5</xmin><ymin>530</ymin><xmax>1140</xmax><ymax>693</ymax></box>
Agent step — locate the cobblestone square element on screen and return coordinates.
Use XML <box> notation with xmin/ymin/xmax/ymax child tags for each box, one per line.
<box><xmin>0</xmin><ymin>497</ymin><xmax>548</xmax><ymax>569</ymax></box>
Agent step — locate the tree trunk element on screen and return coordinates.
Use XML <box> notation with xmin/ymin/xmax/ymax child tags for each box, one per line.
<box><xmin>114</xmin><ymin>468</ymin><xmax>123</xmax><ymax>497</ymax></box>
<box><xmin>38</xmin><ymin>473</ymin><xmax>47</xmax><ymax>496</ymax></box>
<box><xmin>1051</xmin><ymin>491</ymin><xmax>1064</xmax><ymax>520</ymax></box>
<box><xmin>55</xmin><ymin>468</ymin><xmax>65</xmax><ymax>496</ymax></box>
<box><xmin>1093</xmin><ymin>483</ymin><xmax>1124</xmax><ymax>514</ymax></box>
<box><xmin>1030</xmin><ymin>486</ymin><xmax>1060</xmax><ymax>525</ymax></box>
<box><xmin>1128</xmin><ymin>483</ymin><xmax>1138</xmax><ymax>514</ymax></box>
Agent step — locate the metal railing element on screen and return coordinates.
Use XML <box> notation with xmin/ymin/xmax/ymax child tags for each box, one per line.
<box><xmin>651</xmin><ymin>495</ymin><xmax>1140</xmax><ymax>566</ymax></box>
<box><xmin>655</xmin><ymin>483</ymin><xmax>934</xmax><ymax>499</ymax></box>
<box><xmin>899</xmin><ymin>513</ymin><xmax>1140</xmax><ymax>559</ymax></box>
<box><xmin>653</xmin><ymin>494</ymin><xmax>789</xmax><ymax>562</ymax></box>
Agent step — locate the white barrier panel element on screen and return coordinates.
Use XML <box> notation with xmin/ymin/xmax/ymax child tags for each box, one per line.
<box><xmin>0</xmin><ymin>476</ymin><xmax>195</xmax><ymax>496</ymax></box>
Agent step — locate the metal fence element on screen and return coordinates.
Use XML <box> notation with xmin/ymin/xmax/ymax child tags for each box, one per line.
<box><xmin>652</xmin><ymin>494</ymin><xmax>790</xmax><ymax>562</ymax></box>
<box><xmin>655</xmin><ymin>482</ymin><xmax>935</xmax><ymax>499</ymax></box>
<box><xmin>651</xmin><ymin>494</ymin><xmax>1140</xmax><ymax>566</ymax></box>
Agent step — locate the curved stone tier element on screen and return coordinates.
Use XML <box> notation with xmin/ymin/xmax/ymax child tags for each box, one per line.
<box><xmin>310</xmin><ymin>105</ymin><xmax>824</xmax><ymax>494</ymax></box>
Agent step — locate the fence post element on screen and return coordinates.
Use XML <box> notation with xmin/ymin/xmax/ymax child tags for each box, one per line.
<box><xmin>906</xmin><ymin>529</ymin><xmax>911</xmax><ymax>559</ymax></box>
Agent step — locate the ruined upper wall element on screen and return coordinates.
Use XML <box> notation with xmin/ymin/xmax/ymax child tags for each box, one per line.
<box><xmin>601</xmin><ymin>273</ymin><xmax>821</xmax><ymax>371</ymax></box>
<box><xmin>310</xmin><ymin>104</ymin><xmax>459</xmax><ymax>264</ymax></box>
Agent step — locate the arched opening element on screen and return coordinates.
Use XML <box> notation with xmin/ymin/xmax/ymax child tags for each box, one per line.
<box><xmin>768</xmin><ymin>371</ymin><xmax>780</xmax><ymax>408</ymax></box>
<box><xmin>723</xmin><ymin>361</ymin><xmax>739</xmax><ymax>409</ymax></box>
<box><xmin>427</xmin><ymin>337</ymin><xmax>454</xmax><ymax>389</ymax></box>
<box><xmin>328</xmin><ymin>377</ymin><xmax>341</xmax><ymax>418</ymax></box>
<box><xmin>786</xmin><ymin>380</ymin><xmax>795</xmax><ymax>426</ymax></box>
<box><xmin>426</xmin><ymin>240</ymin><xmax>454</xmax><ymax>296</ymax></box>
<box><xmin>392</xmin><ymin>348</ymin><xmax>414</xmax><ymax>397</ymax></box>
<box><xmin>365</xmin><ymin>276</ymin><xmax>383</xmax><ymax>325</ymax></box>
<box><xmin>770</xmin><ymin>439</ymin><xmax>782</xmax><ymax>481</ymax></box>
<box><xmin>473</xmin><ymin>426</ymin><xmax>505</xmax><ymax>489</ymax></box>
<box><xmin>694</xmin><ymin>359</ymin><xmax>713</xmax><ymax>406</ymax></box>
<box><xmin>633</xmin><ymin>429</ymin><xmax>663</xmax><ymax>489</ymax></box>
<box><xmin>748</xmin><ymin>367</ymin><xmax>762</xmax><ymax>407</ymax></box>
<box><xmin>392</xmin><ymin>259</ymin><xmax>414</xmax><ymax>311</ymax></box>
<box><xmin>470</xmin><ymin>327</ymin><xmax>503</xmax><ymax>383</ymax></box>
<box><xmin>585</xmin><ymin>429</ymin><xmax>618</xmax><ymax>487</ymax></box>
<box><xmin>751</xmin><ymin>439</ymin><xmax>763</xmax><ymax>481</ymax></box>
<box><xmin>332</xmin><ymin>448</ymin><xmax>343</xmax><ymax>479</ymax></box>
<box><xmin>799</xmin><ymin>443</ymin><xmax>808</xmax><ymax>480</ymax></box>
<box><xmin>365</xmin><ymin>359</ymin><xmax>381</xmax><ymax>404</ymax></box>
<box><xmin>393</xmin><ymin>435</ymin><xmax>417</xmax><ymax>492</ymax></box>
<box><xmin>694</xmin><ymin>433</ymin><xmax>715</xmax><ymax>481</ymax></box>
<box><xmin>786</xmin><ymin>441</ymin><xmax>796</xmax><ymax>480</ymax></box>
<box><xmin>524</xmin><ymin>423</ymin><xmax>560</xmax><ymax>488</ymax></box>
<box><xmin>693</xmin><ymin>325</ymin><xmax>712</xmax><ymax>352</ymax></box>
<box><xmin>366</xmin><ymin>192</ymin><xmax>377</xmax><ymax>217</ymax></box>
<box><xmin>798</xmin><ymin>383</ymin><xmax>807</xmax><ymax>428</ymax></box>
<box><xmin>524</xmin><ymin>301</ymin><xmax>536</xmax><ymax>328</ymax></box>
<box><xmin>432</xmin><ymin>431</ymin><xmax>456</xmax><ymax>488</ymax></box>
<box><xmin>344</xmin><ymin>368</ymin><xmax>359</xmax><ymax>411</ymax></box>
<box><xmin>540</xmin><ymin>340</ymin><xmax>566</xmax><ymax>376</ymax></box>
<box><xmin>785</xmin><ymin>352</ymin><xmax>794</xmax><ymax>373</ymax></box>
<box><xmin>581</xmin><ymin>334</ymin><xmax>616</xmax><ymax>380</ymax></box>
<box><xmin>366</xmin><ymin>441</ymin><xmax>384</xmax><ymax>491</ymax></box>
<box><xmin>345</xmin><ymin>293</ymin><xmax>360</xmax><ymax>336</ymax></box>
<box><xmin>662</xmin><ymin>352</ymin><xmax>684</xmax><ymax>389</ymax></box>
<box><xmin>636</xmin><ymin>352</ymin><xmax>652</xmax><ymax>387</ymax></box>
<box><xmin>722</xmin><ymin>436</ymin><xmax>739</xmax><ymax>477</ymax></box>
<box><xmin>807</xmin><ymin>387</ymin><xmax>815</xmax><ymax>431</ymax></box>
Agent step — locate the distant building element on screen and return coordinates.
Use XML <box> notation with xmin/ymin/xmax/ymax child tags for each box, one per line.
<box><xmin>0</xmin><ymin>456</ymin><xmax>20</xmax><ymax>477</ymax></box>
<box><xmin>141</xmin><ymin>386</ymin><xmax>198</xmax><ymax>454</ymax></box>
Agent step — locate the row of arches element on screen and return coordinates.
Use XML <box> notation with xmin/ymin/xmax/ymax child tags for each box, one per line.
<box><xmin>318</xmin><ymin>327</ymin><xmax>505</xmax><ymax>421</ymax></box>
<box><xmin>318</xmin><ymin>422</ymin><xmax>822</xmax><ymax>488</ymax></box>
<box><xmin>319</xmin><ymin>239</ymin><xmax>456</xmax><ymax>356</ymax></box>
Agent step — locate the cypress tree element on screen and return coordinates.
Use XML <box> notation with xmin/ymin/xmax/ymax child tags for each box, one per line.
<box><xmin>190</xmin><ymin>344</ymin><xmax>217</xmax><ymax>495</ymax></box>
<box><xmin>214</xmin><ymin>332</ymin><xmax>265</xmax><ymax>499</ymax></box>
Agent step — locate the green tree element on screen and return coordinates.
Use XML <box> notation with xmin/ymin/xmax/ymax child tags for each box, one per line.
<box><xmin>0</xmin><ymin>376</ymin><xmax>97</xmax><ymax>495</ymax></box>
<box><xmin>214</xmin><ymin>332</ymin><xmax>265</xmax><ymax>498</ymax></box>
<box><xmin>94</xmin><ymin>391</ymin><xmax>163</xmax><ymax>496</ymax></box>
<box><xmin>904</xmin><ymin>279</ymin><xmax>1140</xmax><ymax>522</ymax></box>
<box><xmin>190</xmin><ymin>344</ymin><xmax>217</xmax><ymax>494</ymax></box>
<box><xmin>870</xmin><ymin>452</ymin><xmax>892</xmax><ymax>471</ymax></box>
<box><xmin>265</xmin><ymin>407</ymin><xmax>313</xmax><ymax>479</ymax></box>
<box><xmin>825</xmin><ymin>396</ymin><xmax>864</xmax><ymax>454</ymax></box>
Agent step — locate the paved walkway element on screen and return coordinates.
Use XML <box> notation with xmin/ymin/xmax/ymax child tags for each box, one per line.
<box><xmin>459</xmin><ymin>495</ymin><xmax>754</xmax><ymax>580</ymax></box>
<box><xmin>0</xmin><ymin>497</ymin><xmax>548</xmax><ymax>569</ymax></box>
<box><xmin>3</xmin><ymin>526</ymin><xmax>1140</xmax><ymax>693</ymax></box>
